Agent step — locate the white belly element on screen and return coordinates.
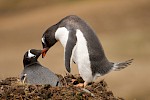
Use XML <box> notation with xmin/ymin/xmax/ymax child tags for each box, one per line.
<box><xmin>74</xmin><ymin>29</ymin><xmax>93</xmax><ymax>83</ymax></box>
<box><xmin>55</xmin><ymin>27</ymin><xmax>93</xmax><ymax>83</ymax></box>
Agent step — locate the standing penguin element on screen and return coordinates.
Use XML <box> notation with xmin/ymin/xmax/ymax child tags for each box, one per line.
<box><xmin>41</xmin><ymin>15</ymin><xmax>133</xmax><ymax>87</ymax></box>
<box><xmin>21</xmin><ymin>49</ymin><xmax>61</xmax><ymax>86</ymax></box>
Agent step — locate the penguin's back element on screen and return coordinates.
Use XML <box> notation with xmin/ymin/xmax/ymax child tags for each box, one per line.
<box><xmin>58</xmin><ymin>15</ymin><xmax>105</xmax><ymax>58</ymax></box>
<box><xmin>21</xmin><ymin>63</ymin><xmax>60</xmax><ymax>86</ymax></box>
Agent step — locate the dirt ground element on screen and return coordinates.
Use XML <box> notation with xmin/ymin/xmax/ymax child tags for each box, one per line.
<box><xmin>0</xmin><ymin>74</ymin><xmax>124</xmax><ymax>100</ymax></box>
<box><xmin>0</xmin><ymin>0</ymin><xmax>150</xmax><ymax>99</ymax></box>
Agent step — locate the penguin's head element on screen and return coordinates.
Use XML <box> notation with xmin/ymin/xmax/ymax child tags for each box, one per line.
<box><xmin>23</xmin><ymin>49</ymin><xmax>42</xmax><ymax>67</ymax></box>
<box><xmin>41</xmin><ymin>25</ymin><xmax>58</xmax><ymax>58</ymax></box>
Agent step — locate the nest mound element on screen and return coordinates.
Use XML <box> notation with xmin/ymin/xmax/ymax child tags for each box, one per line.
<box><xmin>0</xmin><ymin>74</ymin><xmax>124</xmax><ymax>100</ymax></box>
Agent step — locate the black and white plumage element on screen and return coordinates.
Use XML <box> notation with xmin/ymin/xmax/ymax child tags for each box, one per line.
<box><xmin>41</xmin><ymin>15</ymin><xmax>133</xmax><ymax>86</ymax></box>
<box><xmin>21</xmin><ymin>49</ymin><xmax>61</xmax><ymax>86</ymax></box>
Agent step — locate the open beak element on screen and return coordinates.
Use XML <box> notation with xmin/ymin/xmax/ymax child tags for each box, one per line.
<box><xmin>42</xmin><ymin>48</ymin><xmax>48</xmax><ymax>58</ymax></box>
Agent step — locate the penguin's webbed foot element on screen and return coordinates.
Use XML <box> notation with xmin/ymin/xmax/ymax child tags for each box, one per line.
<box><xmin>74</xmin><ymin>83</ymin><xmax>84</xmax><ymax>88</ymax></box>
<box><xmin>74</xmin><ymin>82</ymin><xmax>88</xmax><ymax>88</ymax></box>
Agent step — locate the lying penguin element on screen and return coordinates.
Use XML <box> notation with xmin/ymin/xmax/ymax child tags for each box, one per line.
<box><xmin>41</xmin><ymin>15</ymin><xmax>133</xmax><ymax>87</ymax></box>
<box><xmin>21</xmin><ymin>49</ymin><xmax>61</xmax><ymax>86</ymax></box>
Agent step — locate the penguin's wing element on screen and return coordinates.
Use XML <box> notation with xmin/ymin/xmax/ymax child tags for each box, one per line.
<box><xmin>20</xmin><ymin>73</ymin><xmax>24</xmax><ymax>81</ymax></box>
<box><xmin>65</xmin><ymin>30</ymin><xmax>77</xmax><ymax>73</ymax></box>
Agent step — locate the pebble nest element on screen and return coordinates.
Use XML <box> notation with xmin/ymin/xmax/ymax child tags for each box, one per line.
<box><xmin>0</xmin><ymin>74</ymin><xmax>124</xmax><ymax>100</ymax></box>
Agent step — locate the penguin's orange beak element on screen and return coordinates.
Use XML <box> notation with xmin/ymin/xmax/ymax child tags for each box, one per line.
<box><xmin>42</xmin><ymin>48</ymin><xmax>48</xmax><ymax>58</ymax></box>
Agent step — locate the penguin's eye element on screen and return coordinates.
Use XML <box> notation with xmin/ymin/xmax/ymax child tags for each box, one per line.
<box><xmin>42</xmin><ymin>36</ymin><xmax>48</xmax><ymax>48</ymax></box>
<box><xmin>28</xmin><ymin>50</ymin><xmax>36</xmax><ymax>58</ymax></box>
<box><xmin>41</xmin><ymin>37</ymin><xmax>45</xmax><ymax>44</ymax></box>
<box><xmin>32</xmin><ymin>55</ymin><xmax>36</xmax><ymax>58</ymax></box>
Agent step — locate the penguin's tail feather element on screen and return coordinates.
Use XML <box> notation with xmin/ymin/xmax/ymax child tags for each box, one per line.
<box><xmin>112</xmin><ymin>59</ymin><xmax>133</xmax><ymax>71</ymax></box>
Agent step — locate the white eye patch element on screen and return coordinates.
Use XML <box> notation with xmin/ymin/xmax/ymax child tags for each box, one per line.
<box><xmin>41</xmin><ymin>37</ymin><xmax>45</xmax><ymax>44</ymax></box>
<box><xmin>28</xmin><ymin>50</ymin><xmax>36</xmax><ymax>58</ymax></box>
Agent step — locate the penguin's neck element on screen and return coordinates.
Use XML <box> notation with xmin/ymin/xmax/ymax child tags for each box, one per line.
<box><xmin>55</xmin><ymin>27</ymin><xmax>69</xmax><ymax>48</ymax></box>
<box><xmin>24</xmin><ymin>61</ymin><xmax>41</xmax><ymax>68</ymax></box>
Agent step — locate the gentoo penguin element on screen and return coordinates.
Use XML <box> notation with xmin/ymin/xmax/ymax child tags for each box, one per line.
<box><xmin>21</xmin><ymin>49</ymin><xmax>61</xmax><ymax>86</ymax></box>
<box><xmin>41</xmin><ymin>15</ymin><xmax>133</xmax><ymax>87</ymax></box>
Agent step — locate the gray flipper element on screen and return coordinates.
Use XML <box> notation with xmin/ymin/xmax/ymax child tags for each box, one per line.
<box><xmin>65</xmin><ymin>29</ymin><xmax>77</xmax><ymax>72</ymax></box>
